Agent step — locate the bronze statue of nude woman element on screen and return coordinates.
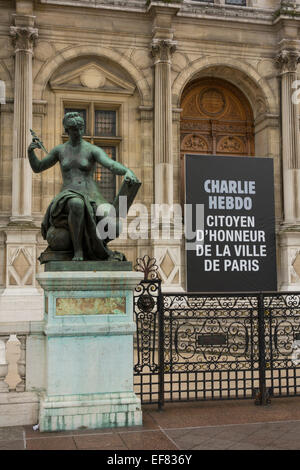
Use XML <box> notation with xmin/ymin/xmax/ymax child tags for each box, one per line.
<box><xmin>28</xmin><ymin>112</ymin><xmax>140</xmax><ymax>262</ymax></box>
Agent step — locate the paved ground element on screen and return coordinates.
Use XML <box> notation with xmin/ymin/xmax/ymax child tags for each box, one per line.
<box><xmin>1</xmin><ymin>397</ymin><xmax>300</xmax><ymax>450</ymax></box>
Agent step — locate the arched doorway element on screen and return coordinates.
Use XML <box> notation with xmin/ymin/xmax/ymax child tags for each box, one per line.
<box><xmin>180</xmin><ymin>78</ymin><xmax>255</xmax><ymax>201</ymax></box>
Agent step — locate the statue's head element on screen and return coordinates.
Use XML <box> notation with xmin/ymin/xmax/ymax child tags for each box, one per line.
<box><xmin>63</xmin><ymin>112</ymin><xmax>85</xmax><ymax>135</ymax></box>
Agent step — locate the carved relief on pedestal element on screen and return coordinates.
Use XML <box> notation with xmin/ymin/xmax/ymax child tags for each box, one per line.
<box><xmin>10</xmin><ymin>26</ymin><xmax>38</xmax><ymax>54</ymax></box>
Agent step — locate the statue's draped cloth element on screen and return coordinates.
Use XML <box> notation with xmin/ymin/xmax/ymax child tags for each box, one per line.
<box><xmin>41</xmin><ymin>189</ymin><xmax>110</xmax><ymax>260</ymax></box>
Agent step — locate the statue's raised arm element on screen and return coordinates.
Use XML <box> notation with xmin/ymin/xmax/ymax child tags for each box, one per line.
<box><xmin>27</xmin><ymin>134</ymin><xmax>60</xmax><ymax>173</ymax></box>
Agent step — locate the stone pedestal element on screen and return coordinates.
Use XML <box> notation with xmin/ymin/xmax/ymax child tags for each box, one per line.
<box><xmin>36</xmin><ymin>265</ymin><xmax>143</xmax><ymax>432</ymax></box>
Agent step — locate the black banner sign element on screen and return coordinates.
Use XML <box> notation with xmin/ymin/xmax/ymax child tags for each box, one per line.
<box><xmin>185</xmin><ymin>154</ymin><xmax>277</xmax><ymax>292</ymax></box>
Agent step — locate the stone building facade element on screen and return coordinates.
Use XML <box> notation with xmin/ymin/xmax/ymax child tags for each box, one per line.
<box><xmin>0</xmin><ymin>0</ymin><xmax>300</xmax><ymax>321</ymax></box>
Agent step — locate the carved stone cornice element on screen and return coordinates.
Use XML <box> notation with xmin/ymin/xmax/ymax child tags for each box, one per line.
<box><xmin>10</xmin><ymin>26</ymin><xmax>38</xmax><ymax>54</ymax></box>
<box><xmin>151</xmin><ymin>39</ymin><xmax>177</xmax><ymax>64</ymax></box>
<box><xmin>276</xmin><ymin>49</ymin><xmax>300</xmax><ymax>74</ymax></box>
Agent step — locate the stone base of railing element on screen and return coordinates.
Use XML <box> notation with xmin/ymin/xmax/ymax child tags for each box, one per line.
<box><xmin>0</xmin><ymin>391</ymin><xmax>39</xmax><ymax>427</ymax></box>
<box><xmin>0</xmin><ymin>320</ymin><xmax>45</xmax><ymax>427</ymax></box>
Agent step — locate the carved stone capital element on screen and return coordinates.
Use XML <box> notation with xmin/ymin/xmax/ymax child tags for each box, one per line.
<box><xmin>10</xmin><ymin>26</ymin><xmax>38</xmax><ymax>54</ymax></box>
<box><xmin>275</xmin><ymin>50</ymin><xmax>300</xmax><ymax>74</ymax></box>
<box><xmin>151</xmin><ymin>39</ymin><xmax>177</xmax><ymax>64</ymax></box>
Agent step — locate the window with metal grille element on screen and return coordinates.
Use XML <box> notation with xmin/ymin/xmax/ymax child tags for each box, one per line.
<box><xmin>94</xmin><ymin>146</ymin><xmax>116</xmax><ymax>204</ymax></box>
<box><xmin>94</xmin><ymin>110</ymin><xmax>116</xmax><ymax>136</ymax></box>
<box><xmin>64</xmin><ymin>108</ymin><xmax>87</xmax><ymax>134</ymax></box>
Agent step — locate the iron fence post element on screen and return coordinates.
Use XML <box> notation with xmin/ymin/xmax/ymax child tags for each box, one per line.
<box><xmin>257</xmin><ymin>292</ymin><xmax>268</xmax><ymax>405</ymax></box>
<box><xmin>157</xmin><ymin>282</ymin><xmax>165</xmax><ymax>411</ymax></box>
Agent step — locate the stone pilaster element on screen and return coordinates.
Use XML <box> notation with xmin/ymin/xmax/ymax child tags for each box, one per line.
<box><xmin>0</xmin><ymin>15</ymin><xmax>43</xmax><ymax>321</ymax></box>
<box><xmin>151</xmin><ymin>39</ymin><xmax>184</xmax><ymax>291</ymax></box>
<box><xmin>138</xmin><ymin>105</ymin><xmax>154</xmax><ymax>209</ymax></box>
<box><xmin>151</xmin><ymin>38</ymin><xmax>176</xmax><ymax>206</ymax></box>
<box><xmin>276</xmin><ymin>43</ymin><xmax>300</xmax><ymax>223</ymax></box>
<box><xmin>276</xmin><ymin>40</ymin><xmax>300</xmax><ymax>290</ymax></box>
<box><xmin>149</xmin><ymin>4</ymin><xmax>183</xmax><ymax>291</ymax></box>
<box><xmin>10</xmin><ymin>22</ymin><xmax>38</xmax><ymax>222</ymax></box>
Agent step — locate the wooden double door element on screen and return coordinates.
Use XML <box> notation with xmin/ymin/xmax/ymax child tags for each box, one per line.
<box><xmin>180</xmin><ymin>77</ymin><xmax>255</xmax><ymax>201</ymax></box>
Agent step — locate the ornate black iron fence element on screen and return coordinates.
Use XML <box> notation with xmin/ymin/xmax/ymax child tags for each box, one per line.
<box><xmin>162</xmin><ymin>292</ymin><xmax>261</xmax><ymax>406</ymax></box>
<box><xmin>133</xmin><ymin>279</ymin><xmax>162</xmax><ymax>406</ymax></box>
<box><xmin>133</xmin><ymin>260</ymin><xmax>300</xmax><ymax>408</ymax></box>
<box><xmin>263</xmin><ymin>293</ymin><xmax>300</xmax><ymax>398</ymax></box>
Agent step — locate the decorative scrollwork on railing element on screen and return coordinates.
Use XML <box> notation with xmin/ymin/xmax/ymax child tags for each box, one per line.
<box><xmin>264</xmin><ymin>293</ymin><xmax>300</xmax><ymax>310</ymax></box>
<box><xmin>272</xmin><ymin>319</ymin><xmax>300</xmax><ymax>357</ymax></box>
<box><xmin>134</xmin><ymin>280</ymin><xmax>161</xmax><ymax>374</ymax></box>
<box><xmin>162</xmin><ymin>292</ymin><xmax>259</xmax><ymax>373</ymax></box>
<box><xmin>285</xmin><ymin>295</ymin><xmax>300</xmax><ymax>308</ymax></box>
<box><xmin>171</xmin><ymin>318</ymin><xmax>251</xmax><ymax>367</ymax></box>
<box><xmin>137</xmin><ymin>294</ymin><xmax>155</xmax><ymax>313</ymax></box>
<box><xmin>262</xmin><ymin>296</ymin><xmax>300</xmax><ymax>370</ymax></box>
<box><xmin>163</xmin><ymin>294</ymin><xmax>258</xmax><ymax>313</ymax></box>
<box><xmin>134</xmin><ymin>255</ymin><xmax>160</xmax><ymax>281</ymax></box>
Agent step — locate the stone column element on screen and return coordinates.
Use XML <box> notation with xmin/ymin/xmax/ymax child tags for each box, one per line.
<box><xmin>151</xmin><ymin>39</ymin><xmax>176</xmax><ymax>206</ymax></box>
<box><xmin>276</xmin><ymin>42</ymin><xmax>300</xmax><ymax>290</ymax></box>
<box><xmin>10</xmin><ymin>23</ymin><xmax>38</xmax><ymax>223</ymax></box>
<box><xmin>276</xmin><ymin>45</ymin><xmax>300</xmax><ymax>223</ymax></box>
<box><xmin>0</xmin><ymin>17</ymin><xmax>42</xmax><ymax>322</ymax></box>
<box><xmin>150</xmin><ymin>39</ymin><xmax>184</xmax><ymax>291</ymax></box>
<box><xmin>148</xmin><ymin>2</ymin><xmax>184</xmax><ymax>291</ymax></box>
